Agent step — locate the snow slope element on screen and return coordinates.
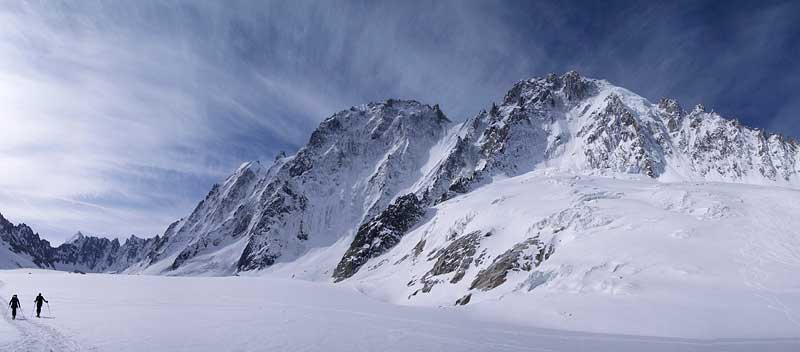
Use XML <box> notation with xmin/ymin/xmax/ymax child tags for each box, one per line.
<box><xmin>343</xmin><ymin>170</ymin><xmax>800</xmax><ymax>338</ymax></box>
<box><xmin>0</xmin><ymin>269</ymin><xmax>798</xmax><ymax>352</ymax></box>
<box><xmin>0</xmin><ymin>241</ymin><xmax>38</xmax><ymax>270</ymax></box>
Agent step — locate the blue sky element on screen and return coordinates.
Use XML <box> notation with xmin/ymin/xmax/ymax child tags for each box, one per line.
<box><xmin>1</xmin><ymin>0</ymin><xmax>798</xmax><ymax>242</ymax></box>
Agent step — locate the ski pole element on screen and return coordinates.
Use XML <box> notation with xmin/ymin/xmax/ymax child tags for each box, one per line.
<box><xmin>47</xmin><ymin>302</ymin><xmax>52</xmax><ymax>317</ymax></box>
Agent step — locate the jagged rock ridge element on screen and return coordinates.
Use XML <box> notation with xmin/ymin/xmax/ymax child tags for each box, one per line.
<box><xmin>0</xmin><ymin>213</ymin><xmax>158</xmax><ymax>272</ymax></box>
<box><xmin>130</xmin><ymin>100</ymin><xmax>452</xmax><ymax>275</ymax></box>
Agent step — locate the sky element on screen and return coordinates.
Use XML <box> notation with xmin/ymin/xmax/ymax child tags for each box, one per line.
<box><xmin>0</xmin><ymin>0</ymin><xmax>798</xmax><ymax>243</ymax></box>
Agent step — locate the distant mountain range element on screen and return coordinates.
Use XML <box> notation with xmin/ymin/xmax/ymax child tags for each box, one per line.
<box><xmin>0</xmin><ymin>212</ymin><xmax>157</xmax><ymax>272</ymax></box>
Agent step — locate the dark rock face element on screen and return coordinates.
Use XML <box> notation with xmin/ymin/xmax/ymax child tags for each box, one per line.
<box><xmin>413</xmin><ymin>239</ymin><xmax>426</xmax><ymax>257</ymax></box>
<box><xmin>416</xmin><ymin>72</ymin><xmax>602</xmax><ymax>202</ymax></box>
<box><xmin>54</xmin><ymin>233</ymin><xmax>160</xmax><ymax>272</ymax></box>
<box><xmin>470</xmin><ymin>236</ymin><xmax>554</xmax><ymax>291</ymax></box>
<box><xmin>427</xmin><ymin>230</ymin><xmax>483</xmax><ymax>284</ymax></box>
<box><xmin>658</xmin><ymin>98</ymin><xmax>685</xmax><ymax>132</ymax></box>
<box><xmin>562</xmin><ymin>70</ymin><xmax>595</xmax><ymax>101</ymax></box>
<box><xmin>422</xmin><ymin>136</ymin><xmax>477</xmax><ymax>204</ymax></box>
<box><xmin>141</xmin><ymin>100</ymin><xmax>451</xmax><ymax>274</ymax></box>
<box><xmin>0</xmin><ymin>212</ymin><xmax>56</xmax><ymax>268</ymax></box>
<box><xmin>454</xmin><ymin>293</ymin><xmax>472</xmax><ymax>306</ymax></box>
<box><xmin>412</xmin><ymin>230</ymin><xmax>484</xmax><ymax>296</ymax></box>
<box><xmin>236</xmin><ymin>182</ymin><xmax>308</xmax><ymax>272</ymax></box>
<box><xmin>116</xmin><ymin>235</ymin><xmax>159</xmax><ymax>267</ymax></box>
<box><xmin>0</xmin><ymin>213</ymin><xmax>158</xmax><ymax>272</ymax></box>
<box><xmin>333</xmin><ymin>194</ymin><xmax>425</xmax><ymax>281</ymax></box>
<box><xmin>578</xmin><ymin>94</ymin><xmax>666</xmax><ymax>178</ymax></box>
<box><xmin>55</xmin><ymin>236</ymin><xmax>120</xmax><ymax>270</ymax></box>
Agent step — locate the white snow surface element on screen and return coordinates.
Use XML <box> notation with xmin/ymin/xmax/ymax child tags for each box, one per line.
<box><xmin>0</xmin><ymin>242</ymin><xmax>37</xmax><ymax>270</ymax></box>
<box><xmin>0</xmin><ymin>269</ymin><xmax>798</xmax><ymax>352</ymax></box>
<box><xmin>342</xmin><ymin>171</ymin><xmax>800</xmax><ymax>339</ymax></box>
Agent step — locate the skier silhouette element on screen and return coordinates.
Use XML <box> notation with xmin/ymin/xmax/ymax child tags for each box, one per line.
<box><xmin>34</xmin><ymin>293</ymin><xmax>48</xmax><ymax>318</ymax></box>
<box><xmin>8</xmin><ymin>294</ymin><xmax>21</xmax><ymax>320</ymax></box>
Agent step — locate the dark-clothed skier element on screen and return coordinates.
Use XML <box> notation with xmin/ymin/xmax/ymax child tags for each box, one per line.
<box><xmin>34</xmin><ymin>293</ymin><xmax>48</xmax><ymax>318</ymax></box>
<box><xmin>8</xmin><ymin>294</ymin><xmax>21</xmax><ymax>320</ymax></box>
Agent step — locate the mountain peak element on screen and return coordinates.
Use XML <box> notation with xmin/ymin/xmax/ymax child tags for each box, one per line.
<box><xmin>64</xmin><ymin>231</ymin><xmax>89</xmax><ymax>245</ymax></box>
<box><xmin>306</xmin><ymin>99</ymin><xmax>450</xmax><ymax>153</ymax></box>
<box><xmin>658</xmin><ymin>97</ymin><xmax>684</xmax><ymax>116</ymax></box>
<box><xmin>65</xmin><ymin>231</ymin><xmax>86</xmax><ymax>244</ymax></box>
<box><xmin>503</xmin><ymin>70</ymin><xmax>599</xmax><ymax>109</ymax></box>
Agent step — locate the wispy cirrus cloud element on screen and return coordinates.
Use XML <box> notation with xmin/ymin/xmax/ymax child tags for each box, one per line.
<box><xmin>0</xmin><ymin>2</ymin><xmax>316</xmax><ymax>241</ymax></box>
<box><xmin>1</xmin><ymin>1</ymin><xmax>798</xmax><ymax>242</ymax></box>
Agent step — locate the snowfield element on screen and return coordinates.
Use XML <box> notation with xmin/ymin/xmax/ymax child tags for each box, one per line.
<box><xmin>2</xmin><ymin>172</ymin><xmax>800</xmax><ymax>351</ymax></box>
<box><xmin>344</xmin><ymin>171</ymin><xmax>800</xmax><ymax>339</ymax></box>
<box><xmin>0</xmin><ymin>269</ymin><xmax>798</xmax><ymax>352</ymax></box>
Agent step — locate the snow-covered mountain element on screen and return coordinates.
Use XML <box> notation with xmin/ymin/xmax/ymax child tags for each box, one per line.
<box><xmin>0</xmin><ymin>212</ymin><xmax>53</xmax><ymax>269</ymax></box>
<box><xmin>53</xmin><ymin>231</ymin><xmax>160</xmax><ymax>272</ymax></box>
<box><xmin>124</xmin><ymin>71</ymin><xmax>798</xmax><ymax>280</ymax></box>
<box><xmin>4</xmin><ymin>71</ymin><xmax>799</xmax><ymax>317</ymax></box>
<box><xmin>0</xmin><ymin>213</ymin><xmax>158</xmax><ymax>272</ymax></box>
<box><xmin>128</xmin><ymin>100</ymin><xmax>452</xmax><ymax>275</ymax></box>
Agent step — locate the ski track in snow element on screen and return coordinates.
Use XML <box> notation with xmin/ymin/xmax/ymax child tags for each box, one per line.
<box><xmin>0</xmin><ymin>281</ymin><xmax>95</xmax><ymax>352</ymax></box>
